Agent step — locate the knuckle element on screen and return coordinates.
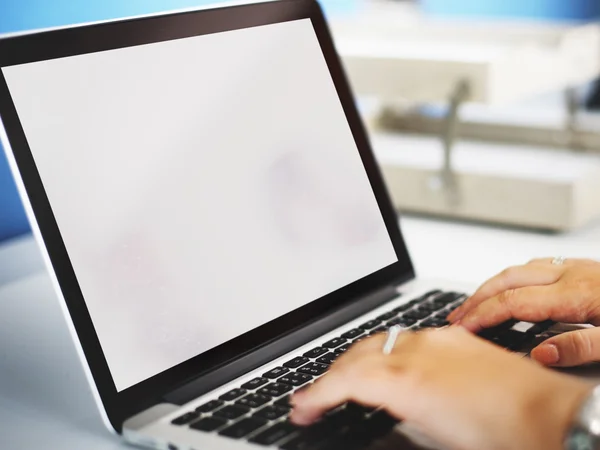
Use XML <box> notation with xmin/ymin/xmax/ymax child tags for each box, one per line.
<box><xmin>500</xmin><ymin>267</ymin><xmax>517</xmax><ymax>283</ymax></box>
<box><xmin>497</xmin><ymin>289</ymin><xmax>517</xmax><ymax>311</ymax></box>
<box><xmin>528</xmin><ymin>258</ymin><xmax>547</xmax><ymax>265</ymax></box>
<box><xmin>570</xmin><ymin>330</ymin><xmax>594</xmax><ymax>359</ymax></box>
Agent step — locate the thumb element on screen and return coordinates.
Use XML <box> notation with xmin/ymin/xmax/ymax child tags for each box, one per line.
<box><xmin>531</xmin><ymin>327</ymin><xmax>600</xmax><ymax>367</ymax></box>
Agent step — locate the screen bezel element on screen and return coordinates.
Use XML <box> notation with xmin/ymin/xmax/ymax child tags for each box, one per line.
<box><xmin>0</xmin><ymin>0</ymin><xmax>415</xmax><ymax>431</ymax></box>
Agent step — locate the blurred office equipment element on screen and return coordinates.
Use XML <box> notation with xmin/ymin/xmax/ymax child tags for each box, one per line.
<box><xmin>331</xmin><ymin>0</ymin><xmax>600</xmax><ymax>230</ymax></box>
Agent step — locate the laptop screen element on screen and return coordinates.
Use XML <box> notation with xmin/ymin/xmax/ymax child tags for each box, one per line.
<box><xmin>2</xmin><ymin>18</ymin><xmax>398</xmax><ymax>391</ymax></box>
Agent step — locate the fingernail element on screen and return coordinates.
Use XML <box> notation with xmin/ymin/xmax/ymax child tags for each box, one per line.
<box><xmin>532</xmin><ymin>344</ymin><xmax>559</xmax><ymax>365</ymax></box>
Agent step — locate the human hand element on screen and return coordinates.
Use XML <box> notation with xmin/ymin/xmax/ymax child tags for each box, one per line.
<box><xmin>290</xmin><ymin>328</ymin><xmax>590</xmax><ymax>450</ymax></box>
<box><xmin>448</xmin><ymin>258</ymin><xmax>600</xmax><ymax>367</ymax></box>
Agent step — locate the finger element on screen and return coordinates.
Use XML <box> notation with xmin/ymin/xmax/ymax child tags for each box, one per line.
<box><xmin>448</xmin><ymin>264</ymin><xmax>563</xmax><ymax>323</ymax></box>
<box><xmin>458</xmin><ymin>285</ymin><xmax>561</xmax><ymax>333</ymax></box>
<box><xmin>528</xmin><ymin>257</ymin><xmax>595</xmax><ymax>266</ymax></box>
<box><xmin>289</xmin><ymin>355</ymin><xmax>394</xmax><ymax>425</ymax></box>
<box><xmin>531</xmin><ymin>328</ymin><xmax>600</xmax><ymax>367</ymax></box>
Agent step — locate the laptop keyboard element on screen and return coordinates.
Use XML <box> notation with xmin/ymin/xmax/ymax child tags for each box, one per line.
<box><xmin>169</xmin><ymin>289</ymin><xmax>552</xmax><ymax>448</ymax></box>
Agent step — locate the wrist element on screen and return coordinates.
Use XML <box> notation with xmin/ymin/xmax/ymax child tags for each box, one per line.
<box><xmin>528</xmin><ymin>375</ymin><xmax>592</xmax><ymax>450</ymax></box>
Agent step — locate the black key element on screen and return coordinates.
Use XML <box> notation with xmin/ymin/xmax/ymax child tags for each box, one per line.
<box><xmin>279</xmin><ymin>372</ymin><xmax>313</xmax><ymax>387</ymax></box>
<box><xmin>236</xmin><ymin>393</ymin><xmax>272</xmax><ymax>409</ymax></box>
<box><xmin>219</xmin><ymin>417</ymin><xmax>268</xmax><ymax>439</ymax></box>
<box><xmin>479</xmin><ymin>321</ymin><xmax>518</xmax><ymax>342</ymax></box>
<box><xmin>263</xmin><ymin>367</ymin><xmax>290</xmax><ymax>379</ymax></box>
<box><xmin>326</xmin><ymin>405</ymin><xmax>367</xmax><ymax>426</ymax></box>
<box><xmin>496</xmin><ymin>329</ymin><xmax>530</xmax><ymax>351</ymax></box>
<box><xmin>527</xmin><ymin>320</ymin><xmax>554</xmax><ymax>335</ymax></box>
<box><xmin>404</xmin><ymin>309</ymin><xmax>431</xmax><ymax>320</ymax></box>
<box><xmin>430</xmin><ymin>292</ymin><xmax>462</xmax><ymax>305</ymax></box>
<box><xmin>359</xmin><ymin>320</ymin><xmax>381</xmax><ymax>330</ymax></box>
<box><xmin>433</xmin><ymin>310</ymin><xmax>452</xmax><ymax>319</ymax></box>
<box><xmin>213</xmin><ymin>404</ymin><xmax>251</xmax><ymax>420</ymax></box>
<box><xmin>341</xmin><ymin>329</ymin><xmax>363</xmax><ymax>339</ymax></box>
<box><xmin>392</xmin><ymin>303</ymin><xmax>413</xmax><ymax>313</ymax></box>
<box><xmin>369</xmin><ymin>327</ymin><xmax>387</xmax><ymax>335</ymax></box>
<box><xmin>258</xmin><ymin>382</ymin><xmax>293</xmax><ymax>397</ymax></box>
<box><xmin>196</xmin><ymin>399</ymin><xmax>224</xmax><ymax>413</ymax></box>
<box><xmin>345</xmin><ymin>401</ymin><xmax>376</xmax><ymax>414</ymax></box>
<box><xmin>275</xmin><ymin>395</ymin><xmax>291</xmax><ymax>407</ymax></box>
<box><xmin>242</xmin><ymin>377</ymin><xmax>269</xmax><ymax>390</ymax></box>
<box><xmin>325</xmin><ymin>409</ymin><xmax>397</xmax><ymax>448</ymax></box>
<box><xmin>281</xmin><ymin>417</ymin><xmax>344</xmax><ymax>450</ymax></box>
<box><xmin>219</xmin><ymin>388</ymin><xmax>247</xmax><ymax>402</ymax></box>
<box><xmin>364</xmin><ymin>409</ymin><xmax>399</xmax><ymax>436</ymax></box>
<box><xmin>284</xmin><ymin>357</ymin><xmax>310</xmax><ymax>369</ymax></box>
<box><xmin>387</xmin><ymin>316</ymin><xmax>416</xmax><ymax>327</ymax></box>
<box><xmin>190</xmin><ymin>416</ymin><xmax>227</xmax><ymax>432</ymax></box>
<box><xmin>421</xmin><ymin>318</ymin><xmax>449</xmax><ymax>328</ymax></box>
<box><xmin>416</xmin><ymin>303</ymin><xmax>439</xmax><ymax>313</ymax></box>
<box><xmin>297</xmin><ymin>362</ymin><xmax>328</xmax><ymax>376</ymax></box>
<box><xmin>317</xmin><ymin>352</ymin><xmax>339</xmax><ymax>365</ymax></box>
<box><xmin>322</xmin><ymin>337</ymin><xmax>347</xmax><ymax>349</ymax></box>
<box><xmin>249</xmin><ymin>420</ymin><xmax>300</xmax><ymax>446</ymax></box>
<box><xmin>303</xmin><ymin>347</ymin><xmax>328</xmax><ymax>358</ymax></box>
<box><xmin>376</xmin><ymin>311</ymin><xmax>397</xmax><ymax>321</ymax></box>
<box><xmin>254</xmin><ymin>404</ymin><xmax>290</xmax><ymax>421</ymax></box>
<box><xmin>333</xmin><ymin>344</ymin><xmax>351</xmax><ymax>354</ymax></box>
<box><xmin>171</xmin><ymin>411</ymin><xmax>199</xmax><ymax>425</ymax></box>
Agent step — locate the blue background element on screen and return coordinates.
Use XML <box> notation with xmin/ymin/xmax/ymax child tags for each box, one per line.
<box><xmin>421</xmin><ymin>0</ymin><xmax>600</xmax><ymax>20</ymax></box>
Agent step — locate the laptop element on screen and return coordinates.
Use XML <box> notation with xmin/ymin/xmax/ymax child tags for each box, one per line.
<box><xmin>0</xmin><ymin>1</ymin><xmax>566</xmax><ymax>449</ymax></box>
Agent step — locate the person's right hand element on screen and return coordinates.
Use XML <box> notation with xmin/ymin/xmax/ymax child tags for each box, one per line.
<box><xmin>290</xmin><ymin>328</ymin><xmax>591</xmax><ymax>450</ymax></box>
<box><xmin>448</xmin><ymin>258</ymin><xmax>600</xmax><ymax>367</ymax></box>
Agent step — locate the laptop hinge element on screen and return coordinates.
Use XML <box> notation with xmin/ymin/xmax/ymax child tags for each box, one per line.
<box><xmin>162</xmin><ymin>281</ymin><xmax>405</xmax><ymax>406</ymax></box>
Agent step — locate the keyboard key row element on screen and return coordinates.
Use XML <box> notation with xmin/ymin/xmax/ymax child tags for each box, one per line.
<box><xmin>254</xmin><ymin>404</ymin><xmax>290</xmax><ymax>421</ymax></box>
<box><xmin>196</xmin><ymin>399</ymin><xmax>224</xmax><ymax>413</ymax></box>
<box><xmin>219</xmin><ymin>417</ymin><xmax>268</xmax><ymax>439</ymax></box>
<box><xmin>219</xmin><ymin>388</ymin><xmax>247</xmax><ymax>402</ymax></box>
<box><xmin>214</xmin><ymin>404</ymin><xmax>251</xmax><ymax>420</ymax></box>
<box><xmin>303</xmin><ymin>347</ymin><xmax>328</xmax><ymax>358</ymax></box>
<box><xmin>322</xmin><ymin>337</ymin><xmax>347</xmax><ymax>349</ymax></box>
<box><xmin>263</xmin><ymin>366</ymin><xmax>290</xmax><ymax>379</ymax></box>
<box><xmin>297</xmin><ymin>362</ymin><xmax>328</xmax><ymax>376</ymax></box>
<box><xmin>241</xmin><ymin>377</ymin><xmax>269</xmax><ymax>390</ymax></box>
<box><xmin>280</xmin><ymin>372</ymin><xmax>313</xmax><ymax>387</ymax></box>
<box><xmin>284</xmin><ymin>357</ymin><xmax>310</xmax><ymax>369</ymax></box>
<box><xmin>236</xmin><ymin>393</ymin><xmax>271</xmax><ymax>409</ymax></box>
<box><xmin>258</xmin><ymin>382</ymin><xmax>293</xmax><ymax>397</ymax></box>
<box><xmin>249</xmin><ymin>420</ymin><xmax>300</xmax><ymax>446</ymax></box>
<box><xmin>174</xmin><ymin>291</ymin><xmax>466</xmax><ymax>447</ymax></box>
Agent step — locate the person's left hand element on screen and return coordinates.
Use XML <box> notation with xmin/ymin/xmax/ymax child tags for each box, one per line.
<box><xmin>447</xmin><ymin>258</ymin><xmax>600</xmax><ymax>367</ymax></box>
<box><xmin>290</xmin><ymin>327</ymin><xmax>590</xmax><ymax>450</ymax></box>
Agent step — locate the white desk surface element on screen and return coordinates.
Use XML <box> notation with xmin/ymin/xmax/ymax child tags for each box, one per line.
<box><xmin>2</xmin><ymin>215</ymin><xmax>600</xmax><ymax>449</ymax></box>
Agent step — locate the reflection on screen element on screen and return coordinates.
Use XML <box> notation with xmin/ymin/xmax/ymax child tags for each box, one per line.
<box><xmin>3</xmin><ymin>19</ymin><xmax>398</xmax><ymax>391</ymax></box>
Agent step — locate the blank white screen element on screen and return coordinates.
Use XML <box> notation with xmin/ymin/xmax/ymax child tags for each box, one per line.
<box><xmin>3</xmin><ymin>19</ymin><xmax>398</xmax><ymax>391</ymax></box>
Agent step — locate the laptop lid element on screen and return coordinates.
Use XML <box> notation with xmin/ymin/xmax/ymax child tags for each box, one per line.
<box><xmin>0</xmin><ymin>0</ymin><xmax>414</xmax><ymax>432</ymax></box>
